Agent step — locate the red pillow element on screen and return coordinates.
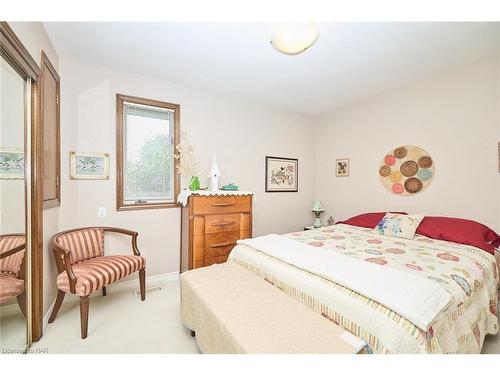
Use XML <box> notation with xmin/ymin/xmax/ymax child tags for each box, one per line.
<box><xmin>337</xmin><ymin>212</ymin><xmax>407</xmax><ymax>229</ymax></box>
<box><xmin>416</xmin><ymin>216</ymin><xmax>500</xmax><ymax>254</ymax></box>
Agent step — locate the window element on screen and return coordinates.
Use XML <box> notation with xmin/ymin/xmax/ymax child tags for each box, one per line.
<box><xmin>116</xmin><ymin>94</ymin><xmax>180</xmax><ymax>210</ymax></box>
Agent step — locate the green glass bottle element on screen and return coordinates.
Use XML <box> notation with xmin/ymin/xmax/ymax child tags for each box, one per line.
<box><xmin>189</xmin><ymin>176</ymin><xmax>200</xmax><ymax>191</ymax></box>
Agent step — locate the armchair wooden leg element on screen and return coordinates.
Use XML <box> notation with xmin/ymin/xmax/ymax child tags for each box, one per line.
<box><xmin>17</xmin><ymin>291</ymin><xmax>27</xmax><ymax>318</ymax></box>
<box><xmin>102</xmin><ymin>287</ymin><xmax>106</xmax><ymax>296</ymax></box>
<box><xmin>80</xmin><ymin>296</ymin><xmax>89</xmax><ymax>339</ymax></box>
<box><xmin>48</xmin><ymin>290</ymin><xmax>66</xmax><ymax>323</ymax></box>
<box><xmin>139</xmin><ymin>268</ymin><xmax>145</xmax><ymax>301</ymax></box>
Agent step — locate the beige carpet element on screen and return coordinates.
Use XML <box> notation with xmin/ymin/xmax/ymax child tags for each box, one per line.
<box><xmin>30</xmin><ymin>278</ymin><xmax>499</xmax><ymax>354</ymax></box>
<box><xmin>31</xmin><ymin>279</ymin><xmax>199</xmax><ymax>354</ymax></box>
<box><xmin>0</xmin><ymin>311</ymin><xmax>28</xmax><ymax>352</ymax></box>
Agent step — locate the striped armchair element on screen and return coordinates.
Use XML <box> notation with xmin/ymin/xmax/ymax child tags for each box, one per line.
<box><xmin>48</xmin><ymin>227</ymin><xmax>146</xmax><ymax>339</ymax></box>
<box><xmin>0</xmin><ymin>234</ymin><xmax>26</xmax><ymax>316</ymax></box>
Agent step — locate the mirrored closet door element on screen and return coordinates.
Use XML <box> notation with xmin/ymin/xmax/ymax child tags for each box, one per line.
<box><xmin>0</xmin><ymin>21</ymin><xmax>43</xmax><ymax>353</ymax></box>
<box><xmin>0</xmin><ymin>46</ymin><xmax>30</xmax><ymax>353</ymax></box>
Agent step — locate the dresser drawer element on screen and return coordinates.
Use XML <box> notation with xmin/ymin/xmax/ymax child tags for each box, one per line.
<box><xmin>205</xmin><ymin>231</ymin><xmax>240</xmax><ymax>258</ymax></box>
<box><xmin>204</xmin><ymin>255</ymin><xmax>228</xmax><ymax>267</ymax></box>
<box><xmin>205</xmin><ymin>214</ymin><xmax>243</xmax><ymax>233</ymax></box>
<box><xmin>191</xmin><ymin>195</ymin><xmax>252</xmax><ymax>215</ymax></box>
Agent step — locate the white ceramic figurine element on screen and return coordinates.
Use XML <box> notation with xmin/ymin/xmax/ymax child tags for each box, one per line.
<box><xmin>210</xmin><ymin>154</ymin><xmax>221</xmax><ymax>191</ymax></box>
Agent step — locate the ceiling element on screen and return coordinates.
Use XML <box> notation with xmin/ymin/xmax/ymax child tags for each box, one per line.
<box><xmin>43</xmin><ymin>22</ymin><xmax>500</xmax><ymax>115</ymax></box>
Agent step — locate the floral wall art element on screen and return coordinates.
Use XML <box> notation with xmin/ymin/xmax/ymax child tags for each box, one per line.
<box><xmin>335</xmin><ymin>158</ymin><xmax>349</xmax><ymax>177</ymax></box>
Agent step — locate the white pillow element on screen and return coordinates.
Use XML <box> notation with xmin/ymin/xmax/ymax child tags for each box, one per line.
<box><xmin>372</xmin><ymin>213</ymin><xmax>425</xmax><ymax>239</ymax></box>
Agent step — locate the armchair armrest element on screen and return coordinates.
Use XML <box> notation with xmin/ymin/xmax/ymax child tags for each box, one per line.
<box><xmin>102</xmin><ymin>227</ymin><xmax>141</xmax><ymax>256</ymax></box>
<box><xmin>0</xmin><ymin>243</ymin><xmax>25</xmax><ymax>260</ymax></box>
<box><xmin>51</xmin><ymin>240</ymin><xmax>77</xmax><ymax>294</ymax></box>
<box><xmin>1</xmin><ymin>243</ymin><xmax>26</xmax><ymax>279</ymax></box>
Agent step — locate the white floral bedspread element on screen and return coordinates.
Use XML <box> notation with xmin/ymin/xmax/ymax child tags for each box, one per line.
<box><xmin>229</xmin><ymin>224</ymin><xmax>499</xmax><ymax>353</ymax></box>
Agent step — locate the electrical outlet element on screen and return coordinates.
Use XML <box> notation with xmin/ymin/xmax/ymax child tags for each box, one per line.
<box><xmin>98</xmin><ymin>207</ymin><xmax>107</xmax><ymax>218</ymax></box>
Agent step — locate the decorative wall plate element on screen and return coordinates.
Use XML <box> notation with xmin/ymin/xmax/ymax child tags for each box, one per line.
<box><xmin>379</xmin><ymin>145</ymin><xmax>434</xmax><ymax>196</ymax></box>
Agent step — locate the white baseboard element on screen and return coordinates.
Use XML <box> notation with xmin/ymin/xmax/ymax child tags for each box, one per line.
<box><xmin>42</xmin><ymin>271</ymin><xmax>179</xmax><ymax>332</ymax></box>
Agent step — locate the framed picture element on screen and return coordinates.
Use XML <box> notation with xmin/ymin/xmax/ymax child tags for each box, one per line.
<box><xmin>70</xmin><ymin>152</ymin><xmax>110</xmax><ymax>180</ymax></box>
<box><xmin>265</xmin><ymin>156</ymin><xmax>298</xmax><ymax>192</ymax></box>
<box><xmin>0</xmin><ymin>148</ymin><xmax>24</xmax><ymax>179</ymax></box>
<box><xmin>335</xmin><ymin>158</ymin><xmax>349</xmax><ymax>177</ymax></box>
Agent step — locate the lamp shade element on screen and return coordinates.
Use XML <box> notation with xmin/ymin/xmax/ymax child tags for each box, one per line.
<box><xmin>270</xmin><ymin>23</ymin><xmax>320</xmax><ymax>55</ymax></box>
<box><xmin>311</xmin><ymin>199</ymin><xmax>324</xmax><ymax>211</ymax></box>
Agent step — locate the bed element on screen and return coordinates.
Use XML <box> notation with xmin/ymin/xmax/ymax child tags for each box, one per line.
<box><xmin>228</xmin><ymin>222</ymin><xmax>499</xmax><ymax>354</ymax></box>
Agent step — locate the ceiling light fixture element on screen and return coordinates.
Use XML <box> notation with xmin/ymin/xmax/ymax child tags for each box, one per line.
<box><xmin>270</xmin><ymin>23</ymin><xmax>320</xmax><ymax>55</ymax></box>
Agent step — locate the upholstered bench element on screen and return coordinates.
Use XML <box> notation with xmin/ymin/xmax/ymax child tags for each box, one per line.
<box><xmin>180</xmin><ymin>261</ymin><xmax>367</xmax><ymax>354</ymax></box>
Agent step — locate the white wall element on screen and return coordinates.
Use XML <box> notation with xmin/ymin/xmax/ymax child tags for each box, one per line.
<box><xmin>59</xmin><ymin>57</ymin><xmax>316</xmax><ymax>277</ymax></box>
<box><xmin>315</xmin><ymin>56</ymin><xmax>500</xmax><ymax>232</ymax></box>
<box><xmin>9</xmin><ymin>23</ymin><xmax>58</xmax><ymax>70</ymax></box>
<box><xmin>9</xmin><ymin>22</ymin><xmax>60</xmax><ymax>316</ymax></box>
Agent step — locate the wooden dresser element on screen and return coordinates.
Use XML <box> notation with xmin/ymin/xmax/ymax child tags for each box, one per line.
<box><xmin>180</xmin><ymin>194</ymin><xmax>253</xmax><ymax>272</ymax></box>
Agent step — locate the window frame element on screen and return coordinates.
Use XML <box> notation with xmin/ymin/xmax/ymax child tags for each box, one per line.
<box><xmin>116</xmin><ymin>93</ymin><xmax>180</xmax><ymax>211</ymax></box>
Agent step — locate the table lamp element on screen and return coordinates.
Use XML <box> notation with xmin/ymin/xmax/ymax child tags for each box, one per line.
<box><xmin>311</xmin><ymin>199</ymin><xmax>325</xmax><ymax>228</ymax></box>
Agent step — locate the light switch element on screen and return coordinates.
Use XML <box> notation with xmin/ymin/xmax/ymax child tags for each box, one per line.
<box><xmin>98</xmin><ymin>207</ymin><xmax>107</xmax><ymax>218</ymax></box>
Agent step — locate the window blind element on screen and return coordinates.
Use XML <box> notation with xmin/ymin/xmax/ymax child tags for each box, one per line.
<box><xmin>124</xmin><ymin>102</ymin><xmax>174</xmax><ymax>122</ymax></box>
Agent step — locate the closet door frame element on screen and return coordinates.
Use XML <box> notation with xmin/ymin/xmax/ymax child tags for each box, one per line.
<box><xmin>0</xmin><ymin>21</ymin><xmax>44</xmax><ymax>342</ymax></box>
